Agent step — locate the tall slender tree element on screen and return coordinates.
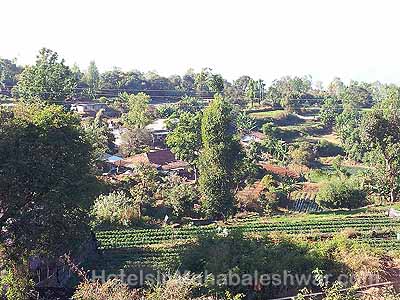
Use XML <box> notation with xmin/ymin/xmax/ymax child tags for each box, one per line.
<box><xmin>199</xmin><ymin>95</ymin><xmax>240</xmax><ymax>218</ymax></box>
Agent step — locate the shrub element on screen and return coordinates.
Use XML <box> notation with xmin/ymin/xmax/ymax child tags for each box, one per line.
<box><xmin>73</xmin><ymin>279</ymin><xmax>140</xmax><ymax>300</ymax></box>
<box><xmin>165</xmin><ymin>183</ymin><xmax>199</xmax><ymax>219</ymax></box>
<box><xmin>147</xmin><ymin>273</ymin><xmax>203</xmax><ymax>300</ymax></box>
<box><xmin>261</xmin><ymin>122</ymin><xmax>277</xmax><ymax>138</ymax></box>
<box><xmin>316</xmin><ymin>139</ymin><xmax>344</xmax><ymax>157</ymax></box>
<box><xmin>316</xmin><ymin>179</ymin><xmax>367</xmax><ymax>209</ymax></box>
<box><xmin>91</xmin><ymin>191</ymin><xmax>137</xmax><ymax>226</ymax></box>
<box><xmin>289</xmin><ymin>142</ymin><xmax>315</xmax><ymax>166</ymax></box>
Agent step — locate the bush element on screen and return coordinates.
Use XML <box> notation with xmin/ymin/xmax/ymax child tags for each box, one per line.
<box><xmin>165</xmin><ymin>183</ymin><xmax>199</xmax><ymax>219</ymax></box>
<box><xmin>289</xmin><ymin>142</ymin><xmax>315</xmax><ymax>166</ymax></box>
<box><xmin>73</xmin><ymin>279</ymin><xmax>140</xmax><ymax>300</ymax></box>
<box><xmin>261</xmin><ymin>122</ymin><xmax>277</xmax><ymax>138</ymax></box>
<box><xmin>316</xmin><ymin>140</ymin><xmax>344</xmax><ymax>157</ymax></box>
<box><xmin>316</xmin><ymin>179</ymin><xmax>367</xmax><ymax>209</ymax></box>
<box><xmin>91</xmin><ymin>191</ymin><xmax>137</xmax><ymax>226</ymax></box>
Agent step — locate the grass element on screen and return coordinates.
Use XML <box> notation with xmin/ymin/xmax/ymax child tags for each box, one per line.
<box><xmin>249</xmin><ymin>109</ymin><xmax>285</xmax><ymax>120</ymax></box>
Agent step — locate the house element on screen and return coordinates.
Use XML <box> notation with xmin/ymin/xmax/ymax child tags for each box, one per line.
<box><xmin>259</xmin><ymin>163</ymin><xmax>300</xmax><ymax>179</ymax></box>
<box><xmin>120</xmin><ymin>149</ymin><xmax>191</xmax><ymax>177</ymax></box>
<box><xmin>240</xmin><ymin>131</ymin><xmax>266</xmax><ymax>145</ymax></box>
<box><xmin>100</xmin><ymin>153</ymin><xmax>124</xmax><ymax>174</ymax></box>
<box><xmin>70</xmin><ymin>102</ymin><xmax>120</xmax><ymax>118</ymax></box>
<box><xmin>145</xmin><ymin>118</ymin><xmax>171</xmax><ymax>148</ymax></box>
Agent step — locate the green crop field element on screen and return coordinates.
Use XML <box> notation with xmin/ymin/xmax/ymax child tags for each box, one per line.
<box><xmin>93</xmin><ymin>212</ymin><xmax>400</xmax><ymax>274</ymax></box>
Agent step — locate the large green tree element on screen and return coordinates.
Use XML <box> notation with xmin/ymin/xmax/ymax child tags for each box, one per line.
<box><xmin>0</xmin><ymin>103</ymin><xmax>95</xmax><ymax>296</ymax></box>
<box><xmin>13</xmin><ymin>48</ymin><xmax>76</xmax><ymax>103</ymax></box>
<box><xmin>122</xmin><ymin>92</ymin><xmax>152</xmax><ymax>129</ymax></box>
<box><xmin>198</xmin><ymin>95</ymin><xmax>240</xmax><ymax>218</ymax></box>
<box><xmin>267</xmin><ymin>75</ymin><xmax>312</xmax><ymax>111</ymax></box>
<box><xmin>360</xmin><ymin>88</ymin><xmax>400</xmax><ymax>202</ymax></box>
<box><xmin>83</xmin><ymin>60</ymin><xmax>100</xmax><ymax>99</ymax></box>
<box><xmin>166</xmin><ymin>112</ymin><xmax>202</xmax><ymax>179</ymax></box>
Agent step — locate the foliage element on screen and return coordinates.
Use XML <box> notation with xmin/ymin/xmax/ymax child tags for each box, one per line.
<box><xmin>261</xmin><ymin>122</ymin><xmax>278</xmax><ymax>138</ymax></box>
<box><xmin>335</xmin><ymin>109</ymin><xmax>364</xmax><ymax>161</ymax></box>
<box><xmin>319</xmin><ymin>97</ymin><xmax>341</xmax><ymax>127</ymax></box>
<box><xmin>83</xmin><ymin>109</ymin><xmax>115</xmax><ymax>162</ymax></box>
<box><xmin>261</xmin><ymin>137</ymin><xmax>289</xmax><ymax>163</ymax></box>
<box><xmin>166</xmin><ymin>112</ymin><xmax>202</xmax><ymax>165</ymax></box>
<box><xmin>122</xmin><ymin>92</ymin><xmax>152</xmax><ymax>129</ymax></box>
<box><xmin>156</xmin><ymin>103</ymin><xmax>176</xmax><ymax>118</ymax></box>
<box><xmin>267</xmin><ymin>76</ymin><xmax>312</xmax><ymax>110</ymax></box>
<box><xmin>147</xmin><ymin>272</ymin><xmax>203</xmax><ymax>300</ymax></box>
<box><xmin>73</xmin><ymin>279</ymin><xmax>140</xmax><ymax>300</ymax></box>
<box><xmin>316</xmin><ymin>178</ymin><xmax>367</xmax><ymax>209</ymax></box>
<box><xmin>288</xmin><ymin>142</ymin><xmax>315</xmax><ymax>166</ymax></box>
<box><xmin>0</xmin><ymin>263</ymin><xmax>35</xmax><ymax>300</ymax></box>
<box><xmin>165</xmin><ymin>183</ymin><xmax>199</xmax><ymax>219</ymax></box>
<box><xmin>199</xmin><ymin>95</ymin><xmax>241</xmax><ymax>218</ymax></box>
<box><xmin>360</xmin><ymin>89</ymin><xmax>400</xmax><ymax>202</ymax></box>
<box><xmin>174</xmin><ymin>96</ymin><xmax>203</xmax><ymax>116</ymax></box>
<box><xmin>235</xmin><ymin>111</ymin><xmax>256</xmax><ymax>134</ymax></box>
<box><xmin>0</xmin><ymin>103</ymin><xmax>93</xmax><ymax>263</ymax></box>
<box><xmin>341</xmin><ymin>81</ymin><xmax>371</xmax><ymax>109</ymax></box>
<box><xmin>83</xmin><ymin>61</ymin><xmax>100</xmax><ymax>99</ymax></box>
<box><xmin>120</xmin><ymin>127</ymin><xmax>152</xmax><ymax>156</ymax></box>
<box><xmin>92</xmin><ymin>191</ymin><xmax>136</xmax><ymax>226</ymax></box>
<box><xmin>13</xmin><ymin>48</ymin><xmax>76</xmax><ymax>103</ymax></box>
<box><xmin>129</xmin><ymin>164</ymin><xmax>160</xmax><ymax>219</ymax></box>
<box><xmin>245</xmin><ymin>78</ymin><xmax>256</xmax><ymax>107</ymax></box>
<box><xmin>0</xmin><ymin>58</ymin><xmax>21</xmax><ymax>88</ymax></box>
<box><xmin>207</xmin><ymin>73</ymin><xmax>225</xmax><ymax>94</ymax></box>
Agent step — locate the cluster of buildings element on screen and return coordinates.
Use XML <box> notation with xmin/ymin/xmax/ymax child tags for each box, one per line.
<box><xmin>69</xmin><ymin>101</ymin><xmax>193</xmax><ymax>180</ymax></box>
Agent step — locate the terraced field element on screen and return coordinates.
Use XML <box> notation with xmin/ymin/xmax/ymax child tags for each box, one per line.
<box><xmin>93</xmin><ymin>213</ymin><xmax>400</xmax><ymax>273</ymax></box>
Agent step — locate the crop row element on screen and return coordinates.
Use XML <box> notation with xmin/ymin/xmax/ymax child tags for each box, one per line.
<box><xmin>96</xmin><ymin>215</ymin><xmax>399</xmax><ymax>249</ymax></box>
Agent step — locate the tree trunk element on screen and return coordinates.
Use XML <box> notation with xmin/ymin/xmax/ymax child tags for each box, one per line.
<box><xmin>390</xmin><ymin>188</ymin><xmax>396</xmax><ymax>203</ymax></box>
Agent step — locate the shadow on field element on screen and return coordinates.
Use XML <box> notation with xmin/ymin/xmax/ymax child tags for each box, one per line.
<box><xmin>176</xmin><ymin>230</ymin><xmax>349</xmax><ymax>299</ymax></box>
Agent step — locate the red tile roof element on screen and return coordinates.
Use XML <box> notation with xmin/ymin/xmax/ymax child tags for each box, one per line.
<box><xmin>121</xmin><ymin>149</ymin><xmax>189</xmax><ymax>170</ymax></box>
<box><xmin>259</xmin><ymin>163</ymin><xmax>300</xmax><ymax>179</ymax></box>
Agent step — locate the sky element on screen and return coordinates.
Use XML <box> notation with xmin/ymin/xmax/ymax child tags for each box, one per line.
<box><xmin>2</xmin><ymin>0</ymin><xmax>400</xmax><ymax>85</ymax></box>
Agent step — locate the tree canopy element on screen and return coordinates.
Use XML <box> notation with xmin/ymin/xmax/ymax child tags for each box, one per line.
<box><xmin>13</xmin><ymin>48</ymin><xmax>76</xmax><ymax>103</ymax></box>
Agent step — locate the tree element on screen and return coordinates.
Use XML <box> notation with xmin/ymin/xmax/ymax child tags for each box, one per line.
<box><xmin>206</xmin><ymin>73</ymin><xmax>224</xmax><ymax>95</ymax></box>
<box><xmin>289</xmin><ymin>142</ymin><xmax>315</xmax><ymax>166</ymax></box>
<box><xmin>267</xmin><ymin>76</ymin><xmax>312</xmax><ymax>111</ymax></box>
<box><xmin>0</xmin><ymin>103</ymin><xmax>94</xmax><ymax>296</ymax></box>
<box><xmin>165</xmin><ymin>183</ymin><xmax>199</xmax><ymax>219</ymax></box>
<box><xmin>341</xmin><ymin>81</ymin><xmax>371</xmax><ymax>109</ymax></box>
<box><xmin>0</xmin><ymin>58</ymin><xmax>21</xmax><ymax>89</ymax></box>
<box><xmin>120</xmin><ymin>127</ymin><xmax>152</xmax><ymax>156</ymax></box>
<box><xmin>256</xmin><ymin>79</ymin><xmax>265</xmax><ymax>105</ymax></box>
<box><xmin>245</xmin><ymin>79</ymin><xmax>256</xmax><ymax>107</ymax></box>
<box><xmin>129</xmin><ymin>164</ymin><xmax>159</xmax><ymax>219</ymax></box>
<box><xmin>166</xmin><ymin>112</ymin><xmax>202</xmax><ymax>178</ymax></box>
<box><xmin>235</xmin><ymin>111</ymin><xmax>256</xmax><ymax>134</ymax></box>
<box><xmin>195</xmin><ymin>68</ymin><xmax>211</xmax><ymax>96</ymax></box>
<box><xmin>199</xmin><ymin>95</ymin><xmax>240</xmax><ymax>218</ymax></box>
<box><xmin>91</xmin><ymin>191</ymin><xmax>136</xmax><ymax>226</ymax></box>
<box><xmin>13</xmin><ymin>48</ymin><xmax>76</xmax><ymax>103</ymax></box>
<box><xmin>335</xmin><ymin>108</ymin><xmax>364</xmax><ymax>161</ymax></box>
<box><xmin>316</xmin><ymin>178</ymin><xmax>366</xmax><ymax>209</ymax></box>
<box><xmin>327</xmin><ymin>77</ymin><xmax>345</xmax><ymax>98</ymax></box>
<box><xmin>122</xmin><ymin>92</ymin><xmax>152</xmax><ymax>129</ymax></box>
<box><xmin>360</xmin><ymin>88</ymin><xmax>400</xmax><ymax>202</ymax></box>
<box><xmin>83</xmin><ymin>61</ymin><xmax>100</xmax><ymax>99</ymax></box>
<box><xmin>83</xmin><ymin>109</ymin><xmax>114</xmax><ymax>163</ymax></box>
<box><xmin>175</xmin><ymin>96</ymin><xmax>203</xmax><ymax>116</ymax></box>
<box><xmin>319</xmin><ymin>97</ymin><xmax>341</xmax><ymax>127</ymax></box>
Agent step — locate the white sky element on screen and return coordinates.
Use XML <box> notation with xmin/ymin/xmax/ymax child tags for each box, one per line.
<box><xmin>2</xmin><ymin>0</ymin><xmax>400</xmax><ymax>85</ymax></box>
